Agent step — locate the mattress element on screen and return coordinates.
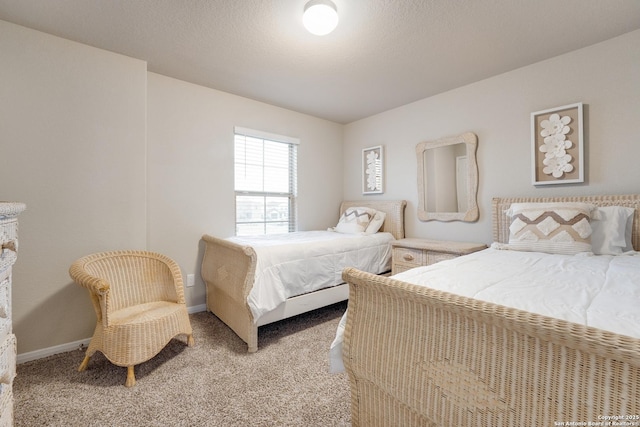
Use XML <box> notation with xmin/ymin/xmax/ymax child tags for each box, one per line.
<box><xmin>227</xmin><ymin>230</ymin><xmax>393</xmax><ymax>320</ymax></box>
<box><xmin>330</xmin><ymin>247</ymin><xmax>640</xmax><ymax>373</ymax></box>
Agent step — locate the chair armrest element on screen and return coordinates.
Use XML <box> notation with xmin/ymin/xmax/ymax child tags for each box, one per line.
<box><xmin>69</xmin><ymin>263</ymin><xmax>110</xmax><ymax>294</ymax></box>
<box><xmin>69</xmin><ymin>260</ymin><xmax>111</xmax><ymax>325</ymax></box>
<box><xmin>155</xmin><ymin>254</ymin><xmax>186</xmax><ymax>305</ymax></box>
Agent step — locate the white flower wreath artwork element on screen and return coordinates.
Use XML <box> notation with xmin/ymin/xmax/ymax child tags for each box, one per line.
<box><xmin>539</xmin><ymin>113</ymin><xmax>574</xmax><ymax>178</ymax></box>
<box><xmin>531</xmin><ymin>103</ymin><xmax>584</xmax><ymax>185</ymax></box>
<box><xmin>362</xmin><ymin>146</ymin><xmax>383</xmax><ymax>194</ymax></box>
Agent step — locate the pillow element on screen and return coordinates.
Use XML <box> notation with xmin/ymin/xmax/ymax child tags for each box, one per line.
<box><xmin>623</xmin><ymin>210</ymin><xmax>636</xmax><ymax>252</ymax></box>
<box><xmin>505</xmin><ymin>202</ymin><xmax>595</xmax><ymax>255</ymax></box>
<box><xmin>591</xmin><ymin>206</ymin><xmax>635</xmax><ymax>255</ymax></box>
<box><xmin>364</xmin><ymin>211</ymin><xmax>386</xmax><ymax>234</ymax></box>
<box><xmin>334</xmin><ymin>207</ymin><xmax>376</xmax><ymax>234</ymax></box>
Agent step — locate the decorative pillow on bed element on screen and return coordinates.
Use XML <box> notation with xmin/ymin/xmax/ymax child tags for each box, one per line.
<box><xmin>335</xmin><ymin>207</ymin><xmax>377</xmax><ymax>234</ymax></box>
<box><xmin>623</xmin><ymin>209</ymin><xmax>636</xmax><ymax>252</ymax></box>
<box><xmin>364</xmin><ymin>210</ymin><xmax>386</xmax><ymax>234</ymax></box>
<box><xmin>505</xmin><ymin>202</ymin><xmax>595</xmax><ymax>255</ymax></box>
<box><xmin>591</xmin><ymin>206</ymin><xmax>635</xmax><ymax>255</ymax></box>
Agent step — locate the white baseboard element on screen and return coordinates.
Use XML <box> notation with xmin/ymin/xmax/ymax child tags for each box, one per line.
<box><xmin>17</xmin><ymin>304</ymin><xmax>209</xmax><ymax>365</ymax></box>
<box><xmin>188</xmin><ymin>304</ymin><xmax>207</xmax><ymax>314</ymax></box>
<box><xmin>17</xmin><ymin>337</ymin><xmax>91</xmax><ymax>365</ymax></box>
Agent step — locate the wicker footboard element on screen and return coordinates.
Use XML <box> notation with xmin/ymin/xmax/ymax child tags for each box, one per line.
<box><xmin>342</xmin><ymin>267</ymin><xmax>640</xmax><ymax>426</ymax></box>
<box><xmin>201</xmin><ymin>234</ymin><xmax>259</xmax><ymax>352</ymax></box>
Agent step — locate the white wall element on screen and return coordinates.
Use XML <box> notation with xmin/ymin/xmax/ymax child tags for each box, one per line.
<box><xmin>0</xmin><ymin>20</ymin><xmax>147</xmax><ymax>353</ymax></box>
<box><xmin>1</xmin><ymin>20</ymin><xmax>343</xmax><ymax>354</ymax></box>
<box><xmin>146</xmin><ymin>73</ymin><xmax>344</xmax><ymax>308</ymax></box>
<box><xmin>343</xmin><ymin>30</ymin><xmax>640</xmax><ymax>245</ymax></box>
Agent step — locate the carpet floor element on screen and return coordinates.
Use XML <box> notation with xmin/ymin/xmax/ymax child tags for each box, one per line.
<box><xmin>14</xmin><ymin>301</ymin><xmax>350</xmax><ymax>427</ymax></box>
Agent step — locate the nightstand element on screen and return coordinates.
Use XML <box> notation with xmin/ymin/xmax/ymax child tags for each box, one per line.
<box><xmin>391</xmin><ymin>238</ymin><xmax>487</xmax><ymax>275</ymax></box>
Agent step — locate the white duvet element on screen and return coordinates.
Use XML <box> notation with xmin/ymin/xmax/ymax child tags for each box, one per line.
<box><xmin>227</xmin><ymin>230</ymin><xmax>393</xmax><ymax>321</ymax></box>
<box><xmin>330</xmin><ymin>247</ymin><xmax>640</xmax><ymax>373</ymax></box>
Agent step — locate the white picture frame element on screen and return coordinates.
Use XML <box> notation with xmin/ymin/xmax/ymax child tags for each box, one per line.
<box><xmin>362</xmin><ymin>145</ymin><xmax>384</xmax><ymax>195</ymax></box>
<box><xmin>531</xmin><ymin>102</ymin><xmax>584</xmax><ymax>185</ymax></box>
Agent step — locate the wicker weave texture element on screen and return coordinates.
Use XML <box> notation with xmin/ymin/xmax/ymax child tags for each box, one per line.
<box><xmin>0</xmin><ymin>202</ymin><xmax>23</xmax><ymax>424</ymax></box>
<box><xmin>0</xmin><ymin>384</ymin><xmax>11</xmax><ymax>427</ymax></box>
<box><xmin>344</xmin><ymin>194</ymin><xmax>640</xmax><ymax>426</ymax></box>
<box><xmin>69</xmin><ymin>251</ymin><xmax>193</xmax><ymax>384</ymax></box>
<box><xmin>492</xmin><ymin>194</ymin><xmax>640</xmax><ymax>250</ymax></box>
<box><xmin>0</xmin><ymin>203</ymin><xmax>26</xmax><ymax>219</ymax></box>
<box><xmin>201</xmin><ymin>235</ymin><xmax>258</xmax><ymax>351</ymax></box>
<box><xmin>343</xmin><ymin>268</ymin><xmax>640</xmax><ymax>426</ymax></box>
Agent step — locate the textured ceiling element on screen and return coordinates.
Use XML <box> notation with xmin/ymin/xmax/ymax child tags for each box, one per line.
<box><xmin>1</xmin><ymin>0</ymin><xmax>640</xmax><ymax>123</ymax></box>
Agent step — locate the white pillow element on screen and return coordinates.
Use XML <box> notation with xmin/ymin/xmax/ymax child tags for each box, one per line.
<box><xmin>505</xmin><ymin>202</ymin><xmax>595</xmax><ymax>255</ymax></box>
<box><xmin>591</xmin><ymin>206</ymin><xmax>634</xmax><ymax>255</ymax></box>
<box><xmin>335</xmin><ymin>207</ymin><xmax>376</xmax><ymax>234</ymax></box>
<box><xmin>624</xmin><ymin>210</ymin><xmax>636</xmax><ymax>252</ymax></box>
<box><xmin>364</xmin><ymin>211</ymin><xmax>386</xmax><ymax>234</ymax></box>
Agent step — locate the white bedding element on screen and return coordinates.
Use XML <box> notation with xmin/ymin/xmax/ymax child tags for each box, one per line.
<box><xmin>330</xmin><ymin>247</ymin><xmax>640</xmax><ymax>373</ymax></box>
<box><xmin>227</xmin><ymin>230</ymin><xmax>393</xmax><ymax>321</ymax></box>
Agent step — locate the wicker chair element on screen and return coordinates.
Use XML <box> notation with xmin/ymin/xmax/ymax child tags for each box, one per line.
<box><xmin>69</xmin><ymin>250</ymin><xmax>194</xmax><ymax>387</ymax></box>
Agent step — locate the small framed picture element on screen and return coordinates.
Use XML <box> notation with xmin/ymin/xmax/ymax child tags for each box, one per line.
<box><xmin>362</xmin><ymin>145</ymin><xmax>384</xmax><ymax>194</ymax></box>
<box><xmin>531</xmin><ymin>102</ymin><xmax>584</xmax><ymax>185</ymax></box>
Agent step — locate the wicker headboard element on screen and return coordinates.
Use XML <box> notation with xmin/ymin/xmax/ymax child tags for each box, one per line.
<box><xmin>492</xmin><ymin>194</ymin><xmax>640</xmax><ymax>251</ymax></box>
<box><xmin>340</xmin><ymin>200</ymin><xmax>407</xmax><ymax>240</ymax></box>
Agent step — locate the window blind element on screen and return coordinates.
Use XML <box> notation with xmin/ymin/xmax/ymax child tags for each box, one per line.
<box><xmin>234</xmin><ymin>127</ymin><xmax>298</xmax><ymax>236</ymax></box>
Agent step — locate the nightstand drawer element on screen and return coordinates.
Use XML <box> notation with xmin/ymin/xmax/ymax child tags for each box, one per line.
<box><xmin>0</xmin><ymin>220</ymin><xmax>17</xmax><ymax>250</ymax></box>
<box><xmin>391</xmin><ymin>238</ymin><xmax>487</xmax><ymax>275</ymax></box>
<box><xmin>0</xmin><ymin>277</ymin><xmax>9</xmax><ymax>322</ymax></box>
<box><xmin>425</xmin><ymin>251</ymin><xmax>457</xmax><ymax>265</ymax></box>
<box><xmin>392</xmin><ymin>262</ymin><xmax>420</xmax><ymax>275</ymax></box>
<box><xmin>0</xmin><ymin>334</ymin><xmax>16</xmax><ymax>384</ymax></box>
<box><xmin>393</xmin><ymin>247</ymin><xmax>424</xmax><ymax>266</ymax></box>
<box><xmin>0</xmin><ymin>384</ymin><xmax>11</xmax><ymax>427</ymax></box>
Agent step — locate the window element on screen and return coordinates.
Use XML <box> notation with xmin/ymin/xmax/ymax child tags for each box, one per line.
<box><xmin>234</xmin><ymin>127</ymin><xmax>298</xmax><ymax>236</ymax></box>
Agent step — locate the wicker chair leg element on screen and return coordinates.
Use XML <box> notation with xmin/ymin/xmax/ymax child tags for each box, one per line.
<box><xmin>187</xmin><ymin>334</ymin><xmax>195</xmax><ymax>347</ymax></box>
<box><xmin>78</xmin><ymin>355</ymin><xmax>91</xmax><ymax>372</ymax></box>
<box><xmin>125</xmin><ymin>366</ymin><xmax>136</xmax><ymax>387</ymax></box>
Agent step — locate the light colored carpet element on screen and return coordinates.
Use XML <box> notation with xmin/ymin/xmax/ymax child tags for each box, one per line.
<box><xmin>14</xmin><ymin>301</ymin><xmax>350</xmax><ymax>427</ymax></box>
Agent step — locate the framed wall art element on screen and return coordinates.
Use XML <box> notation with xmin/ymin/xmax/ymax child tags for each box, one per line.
<box><xmin>362</xmin><ymin>145</ymin><xmax>384</xmax><ymax>194</ymax></box>
<box><xmin>531</xmin><ymin>102</ymin><xmax>584</xmax><ymax>185</ymax></box>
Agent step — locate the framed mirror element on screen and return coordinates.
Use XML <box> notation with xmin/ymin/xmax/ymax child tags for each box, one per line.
<box><xmin>416</xmin><ymin>132</ymin><xmax>479</xmax><ymax>222</ymax></box>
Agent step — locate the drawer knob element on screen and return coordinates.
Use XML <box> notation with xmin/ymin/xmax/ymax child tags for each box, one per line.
<box><xmin>1</xmin><ymin>240</ymin><xmax>17</xmax><ymax>253</ymax></box>
<box><xmin>403</xmin><ymin>253</ymin><xmax>414</xmax><ymax>261</ymax></box>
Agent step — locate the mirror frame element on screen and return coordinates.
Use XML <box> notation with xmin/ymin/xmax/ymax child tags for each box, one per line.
<box><xmin>416</xmin><ymin>132</ymin><xmax>479</xmax><ymax>222</ymax></box>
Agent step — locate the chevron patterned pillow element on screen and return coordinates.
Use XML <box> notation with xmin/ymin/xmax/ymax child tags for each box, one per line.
<box><xmin>335</xmin><ymin>207</ymin><xmax>377</xmax><ymax>234</ymax></box>
<box><xmin>505</xmin><ymin>202</ymin><xmax>596</xmax><ymax>255</ymax></box>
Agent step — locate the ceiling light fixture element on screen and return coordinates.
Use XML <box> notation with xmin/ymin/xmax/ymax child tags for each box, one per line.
<box><xmin>303</xmin><ymin>0</ymin><xmax>339</xmax><ymax>36</ymax></box>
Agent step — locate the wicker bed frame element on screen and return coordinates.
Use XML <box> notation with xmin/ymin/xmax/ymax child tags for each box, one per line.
<box><xmin>201</xmin><ymin>200</ymin><xmax>407</xmax><ymax>352</ymax></box>
<box><xmin>342</xmin><ymin>194</ymin><xmax>640</xmax><ymax>426</ymax></box>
